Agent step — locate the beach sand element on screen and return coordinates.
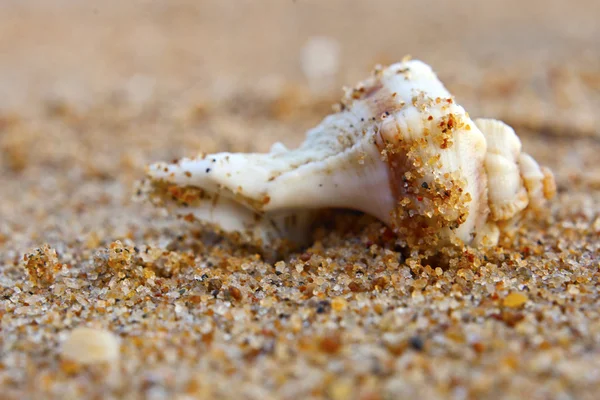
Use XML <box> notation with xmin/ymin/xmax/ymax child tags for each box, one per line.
<box><xmin>0</xmin><ymin>1</ymin><xmax>599</xmax><ymax>399</ymax></box>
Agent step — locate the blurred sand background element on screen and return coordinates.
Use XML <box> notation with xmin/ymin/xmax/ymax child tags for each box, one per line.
<box><xmin>0</xmin><ymin>1</ymin><xmax>599</xmax><ymax>399</ymax></box>
<box><xmin>0</xmin><ymin>0</ymin><xmax>599</xmax><ymax>134</ymax></box>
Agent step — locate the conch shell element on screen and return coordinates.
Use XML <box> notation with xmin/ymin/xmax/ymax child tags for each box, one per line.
<box><xmin>145</xmin><ymin>60</ymin><xmax>555</xmax><ymax>250</ymax></box>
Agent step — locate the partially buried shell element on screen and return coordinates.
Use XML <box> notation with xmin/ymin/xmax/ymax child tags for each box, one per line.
<box><xmin>145</xmin><ymin>59</ymin><xmax>555</xmax><ymax>251</ymax></box>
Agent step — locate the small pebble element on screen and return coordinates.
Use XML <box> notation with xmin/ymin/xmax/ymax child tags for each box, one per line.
<box><xmin>61</xmin><ymin>327</ymin><xmax>120</xmax><ymax>365</ymax></box>
<box><xmin>503</xmin><ymin>292</ymin><xmax>528</xmax><ymax>308</ymax></box>
<box><xmin>319</xmin><ymin>332</ymin><xmax>342</xmax><ymax>354</ymax></box>
<box><xmin>409</xmin><ymin>336</ymin><xmax>425</xmax><ymax>351</ymax></box>
<box><xmin>331</xmin><ymin>297</ymin><xmax>347</xmax><ymax>311</ymax></box>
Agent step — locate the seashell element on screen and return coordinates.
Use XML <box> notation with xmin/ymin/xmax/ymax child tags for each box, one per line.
<box><xmin>145</xmin><ymin>59</ymin><xmax>555</xmax><ymax>250</ymax></box>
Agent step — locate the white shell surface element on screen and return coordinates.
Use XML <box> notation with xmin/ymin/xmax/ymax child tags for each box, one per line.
<box><xmin>146</xmin><ymin>60</ymin><xmax>555</xmax><ymax>250</ymax></box>
<box><xmin>475</xmin><ymin>118</ymin><xmax>529</xmax><ymax>221</ymax></box>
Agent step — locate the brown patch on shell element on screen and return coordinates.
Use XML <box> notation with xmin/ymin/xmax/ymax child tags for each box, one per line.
<box><xmin>342</xmin><ymin>76</ymin><xmax>406</xmax><ymax>119</ymax></box>
<box><xmin>365</xmin><ymin>84</ymin><xmax>407</xmax><ymax>120</ymax></box>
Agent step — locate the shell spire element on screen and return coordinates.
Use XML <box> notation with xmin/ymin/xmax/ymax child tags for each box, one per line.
<box><xmin>145</xmin><ymin>60</ymin><xmax>555</xmax><ymax>250</ymax></box>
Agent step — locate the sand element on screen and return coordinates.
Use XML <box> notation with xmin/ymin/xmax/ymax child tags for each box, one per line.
<box><xmin>0</xmin><ymin>1</ymin><xmax>599</xmax><ymax>399</ymax></box>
